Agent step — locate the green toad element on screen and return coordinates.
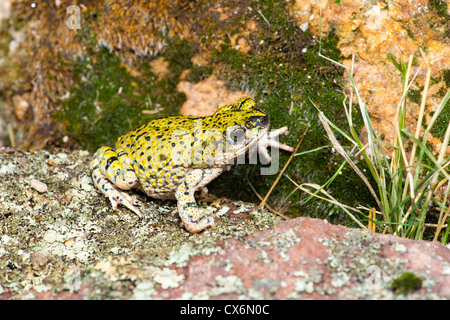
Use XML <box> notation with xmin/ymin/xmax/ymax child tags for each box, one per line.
<box><xmin>91</xmin><ymin>97</ymin><xmax>293</xmax><ymax>233</ymax></box>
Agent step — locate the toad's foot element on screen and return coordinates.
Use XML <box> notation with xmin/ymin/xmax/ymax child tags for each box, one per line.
<box><xmin>104</xmin><ymin>186</ymin><xmax>143</xmax><ymax>219</ymax></box>
<box><xmin>91</xmin><ymin>147</ymin><xmax>142</xmax><ymax>218</ymax></box>
<box><xmin>92</xmin><ymin>168</ymin><xmax>143</xmax><ymax>218</ymax></box>
<box><xmin>251</xmin><ymin>126</ymin><xmax>294</xmax><ymax>162</ymax></box>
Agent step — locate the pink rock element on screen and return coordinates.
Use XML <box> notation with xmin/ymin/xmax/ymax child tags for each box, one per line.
<box><xmin>152</xmin><ymin>217</ymin><xmax>450</xmax><ymax>299</ymax></box>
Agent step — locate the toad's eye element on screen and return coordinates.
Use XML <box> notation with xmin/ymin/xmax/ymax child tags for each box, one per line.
<box><xmin>245</xmin><ymin>114</ymin><xmax>269</xmax><ymax>129</ymax></box>
<box><xmin>259</xmin><ymin>115</ymin><xmax>269</xmax><ymax>127</ymax></box>
<box><xmin>229</xmin><ymin>127</ymin><xmax>246</xmax><ymax>144</ymax></box>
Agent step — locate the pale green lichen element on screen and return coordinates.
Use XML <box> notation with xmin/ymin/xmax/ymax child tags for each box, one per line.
<box><xmin>131</xmin><ymin>281</ymin><xmax>155</xmax><ymax>300</ymax></box>
<box><xmin>152</xmin><ymin>267</ymin><xmax>185</xmax><ymax>289</ymax></box>
<box><xmin>0</xmin><ymin>148</ymin><xmax>283</xmax><ymax>299</ymax></box>
<box><xmin>392</xmin><ymin>242</ymin><xmax>408</xmax><ymax>254</ymax></box>
<box><xmin>210</xmin><ymin>275</ymin><xmax>245</xmax><ymax>296</ymax></box>
<box><xmin>252</xmin><ymin>278</ymin><xmax>281</xmax><ymax>293</ymax></box>
<box><xmin>317</xmin><ymin>229</ymin><xmax>442</xmax><ymax>299</ymax></box>
<box><xmin>443</xmin><ymin>262</ymin><xmax>450</xmax><ymax>275</ymax></box>
<box><xmin>272</xmin><ymin>229</ymin><xmax>301</xmax><ymax>258</ymax></box>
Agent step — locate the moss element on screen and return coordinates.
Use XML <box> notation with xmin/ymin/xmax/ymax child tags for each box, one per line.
<box><xmin>57</xmin><ymin>46</ymin><xmax>154</xmax><ymax>151</ymax></box>
<box><xmin>391</xmin><ymin>272</ymin><xmax>423</xmax><ymax>294</ymax></box>
<box><xmin>428</xmin><ymin>70</ymin><xmax>450</xmax><ymax>141</ymax></box>
<box><xmin>430</xmin><ymin>104</ymin><xmax>450</xmax><ymax>141</ymax></box>
<box><xmin>407</xmin><ymin>88</ymin><xmax>422</xmax><ymax>104</ymax></box>
<box><xmin>428</xmin><ymin>0</ymin><xmax>450</xmax><ymax>18</ymax></box>
<box><xmin>405</xmin><ymin>27</ymin><xmax>415</xmax><ymax>41</ymax></box>
<box><xmin>427</xmin><ymin>0</ymin><xmax>450</xmax><ymax>38</ymax></box>
<box><xmin>443</xmin><ymin>69</ymin><xmax>450</xmax><ymax>87</ymax></box>
<box><xmin>56</xmin><ymin>36</ymin><xmax>194</xmax><ymax>151</ymax></box>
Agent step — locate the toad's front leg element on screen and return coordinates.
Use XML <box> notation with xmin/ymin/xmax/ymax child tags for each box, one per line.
<box><xmin>175</xmin><ymin>168</ymin><xmax>223</xmax><ymax>233</ymax></box>
<box><xmin>91</xmin><ymin>146</ymin><xmax>142</xmax><ymax>218</ymax></box>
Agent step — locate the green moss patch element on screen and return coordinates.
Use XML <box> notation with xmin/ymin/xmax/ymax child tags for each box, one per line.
<box><xmin>56</xmin><ymin>38</ymin><xmax>193</xmax><ymax>151</ymax></box>
<box><xmin>391</xmin><ymin>272</ymin><xmax>423</xmax><ymax>294</ymax></box>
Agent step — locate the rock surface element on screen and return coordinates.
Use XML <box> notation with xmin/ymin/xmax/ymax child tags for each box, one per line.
<box><xmin>0</xmin><ymin>147</ymin><xmax>449</xmax><ymax>299</ymax></box>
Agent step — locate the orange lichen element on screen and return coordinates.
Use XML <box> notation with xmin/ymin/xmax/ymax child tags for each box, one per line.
<box><xmin>289</xmin><ymin>0</ymin><xmax>450</xmax><ymax>149</ymax></box>
<box><xmin>91</xmin><ymin>0</ymin><xmax>183</xmax><ymax>63</ymax></box>
<box><xmin>177</xmin><ymin>75</ymin><xmax>251</xmax><ymax>116</ymax></box>
<box><xmin>228</xmin><ymin>19</ymin><xmax>257</xmax><ymax>54</ymax></box>
<box><xmin>149</xmin><ymin>57</ymin><xmax>170</xmax><ymax>81</ymax></box>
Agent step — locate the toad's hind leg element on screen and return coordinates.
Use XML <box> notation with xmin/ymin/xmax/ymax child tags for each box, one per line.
<box><xmin>175</xmin><ymin>168</ymin><xmax>223</xmax><ymax>233</ymax></box>
<box><xmin>91</xmin><ymin>146</ymin><xmax>142</xmax><ymax>218</ymax></box>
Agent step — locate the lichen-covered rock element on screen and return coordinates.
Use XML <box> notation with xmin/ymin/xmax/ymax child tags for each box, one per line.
<box><xmin>0</xmin><ymin>147</ymin><xmax>449</xmax><ymax>300</ymax></box>
<box><xmin>0</xmin><ymin>147</ymin><xmax>282</xmax><ymax>299</ymax></box>
<box><xmin>152</xmin><ymin>217</ymin><xmax>450</xmax><ymax>299</ymax></box>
